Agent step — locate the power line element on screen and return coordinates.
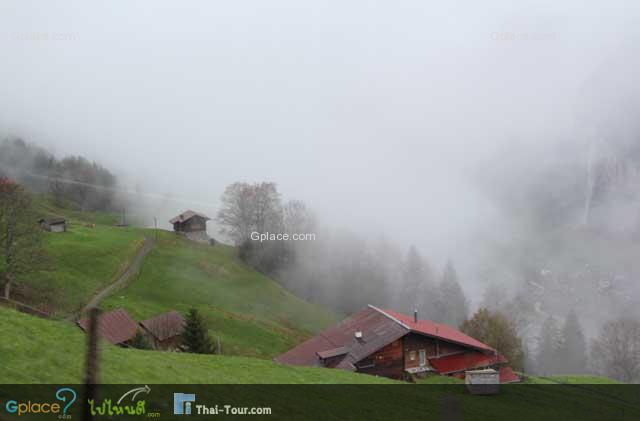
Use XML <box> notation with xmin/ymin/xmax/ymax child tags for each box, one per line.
<box><xmin>21</xmin><ymin>171</ymin><xmax>218</xmax><ymax>209</ymax></box>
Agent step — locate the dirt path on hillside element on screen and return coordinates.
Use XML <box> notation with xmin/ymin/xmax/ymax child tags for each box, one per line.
<box><xmin>79</xmin><ymin>237</ymin><xmax>154</xmax><ymax>315</ymax></box>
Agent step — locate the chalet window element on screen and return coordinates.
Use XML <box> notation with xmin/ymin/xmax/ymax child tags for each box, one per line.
<box><xmin>419</xmin><ymin>349</ymin><xmax>427</xmax><ymax>367</ymax></box>
<box><xmin>356</xmin><ymin>362</ymin><xmax>375</xmax><ymax>369</ymax></box>
<box><xmin>409</xmin><ymin>351</ymin><xmax>416</xmax><ymax>361</ymax></box>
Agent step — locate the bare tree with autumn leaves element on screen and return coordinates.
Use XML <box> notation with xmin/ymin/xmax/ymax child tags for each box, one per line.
<box><xmin>0</xmin><ymin>178</ymin><xmax>46</xmax><ymax>298</ymax></box>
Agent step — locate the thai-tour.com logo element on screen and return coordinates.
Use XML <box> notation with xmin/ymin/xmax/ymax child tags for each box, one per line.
<box><xmin>4</xmin><ymin>387</ymin><xmax>77</xmax><ymax>417</ymax></box>
<box><xmin>173</xmin><ymin>393</ymin><xmax>272</xmax><ymax>416</ymax></box>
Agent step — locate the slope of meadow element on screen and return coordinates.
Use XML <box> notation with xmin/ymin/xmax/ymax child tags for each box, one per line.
<box><xmin>12</xmin><ymin>198</ymin><xmax>145</xmax><ymax>317</ymax></box>
<box><xmin>0</xmin><ymin>307</ymin><xmax>389</xmax><ymax>384</ymax></box>
<box><xmin>16</xmin><ymin>198</ymin><xmax>336</xmax><ymax>358</ymax></box>
<box><xmin>101</xmin><ymin>231</ymin><xmax>336</xmax><ymax>358</ymax></box>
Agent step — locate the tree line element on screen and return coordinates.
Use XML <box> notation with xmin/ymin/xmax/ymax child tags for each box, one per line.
<box><xmin>480</xmin><ymin>280</ymin><xmax>640</xmax><ymax>382</ymax></box>
<box><xmin>216</xmin><ymin>181</ymin><xmax>469</xmax><ymax>325</ymax></box>
<box><xmin>0</xmin><ymin>137</ymin><xmax>117</xmax><ymax>211</ymax></box>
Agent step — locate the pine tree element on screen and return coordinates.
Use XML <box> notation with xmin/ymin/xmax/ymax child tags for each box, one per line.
<box><xmin>437</xmin><ymin>260</ymin><xmax>469</xmax><ymax>327</ymax></box>
<box><xmin>131</xmin><ymin>331</ymin><xmax>152</xmax><ymax>350</ymax></box>
<box><xmin>402</xmin><ymin>246</ymin><xmax>437</xmax><ymax>318</ymax></box>
<box><xmin>557</xmin><ymin>310</ymin><xmax>588</xmax><ymax>374</ymax></box>
<box><xmin>182</xmin><ymin>309</ymin><xmax>215</xmax><ymax>354</ymax></box>
<box><xmin>480</xmin><ymin>282</ymin><xmax>509</xmax><ymax>313</ymax></box>
<box><xmin>537</xmin><ymin>315</ymin><xmax>562</xmax><ymax>375</ymax></box>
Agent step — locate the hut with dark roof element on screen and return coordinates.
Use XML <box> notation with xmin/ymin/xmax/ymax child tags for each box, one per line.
<box><xmin>77</xmin><ymin>308</ymin><xmax>139</xmax><ymax>346</ymax></box>
<box><xmin>139</xmin><ymin>310</ymin><xmax>185</xmax><ymax>350</ymax></box>
<box><xmin>169</xmin><ymin>210</ymin><xmax>210</xmax><ymax>234</ymax></box>
<box><xmin>39</xmin><ymin>217</ymin><xmax>67</xmax><ymax>233</ymax></box>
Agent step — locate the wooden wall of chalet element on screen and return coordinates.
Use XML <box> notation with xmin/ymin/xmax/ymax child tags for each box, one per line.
<box><xmin>403</xmin><ymin>333</ymin><xmax>468</xmax><ymax>371</ymax></box>
<box><xmin>355</xmin><ymin>339</ymin><xmax>404</xmax><ymax>379</ymax></box>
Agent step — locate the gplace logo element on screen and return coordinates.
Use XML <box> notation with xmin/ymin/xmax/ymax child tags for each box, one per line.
<box><xmin>174</xmin><ymin>393</ymin><xmax>196</xmax><ymax>415</ymax></box>
<box><xmin>5</xmin><ymin>387</ymin><xmax>77</xmax><ymax>417</ymax></box>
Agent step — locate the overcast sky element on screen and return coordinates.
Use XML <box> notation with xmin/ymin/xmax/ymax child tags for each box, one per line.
<box><xmin>1</xmin><ymin>1</ymin><xmax>640</xmax><ymax>274</ymax></box>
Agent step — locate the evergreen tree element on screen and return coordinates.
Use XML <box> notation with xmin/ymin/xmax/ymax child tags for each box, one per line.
<box><xmin>437</xmin><ymin>260</ymin><xmax>469</xmax><ymax>327</ymax></box>
<box><xmin>402</xmin><ymin>246</ymin><xmax>437</xmax><ymax>318</ymax></box>
<box><xmin>131</xmin><ymin>331</ymin><xmax>152</xmax><ymax>350</ymax></box>
<box><xmin>557</xmin><ymin>310</ymin><xmax>588</xmax><ymax>374</ymax></box>
<box><xmin>182</xmin><ymin>309</ymin><xmax>215</xmax><ymax>354</ymax></box>
<box><xmin>480</xmin><ymin>282</ymin><xmax>509</xmax><ymax>313</ymax></box>
<box><xmin>537</xmin><ymin>315</ymin><xmax>563</xmax><ymax>375</ymax></box>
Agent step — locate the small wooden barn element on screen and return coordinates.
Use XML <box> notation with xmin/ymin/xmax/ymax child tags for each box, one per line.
<box><xmin>39</xmin><ymin>217</ymin><xmax>67</xmax><ymax>233</ymax></box>
<box><xmin>77</xmin><ymin>308</ymin><xmax>139</xmax><ymax>346</ymax></box>
<box><xmin>170</xmin><ymin>210</ymin><xmax>210</xmax><ymax>234</ymax></box>
<box><xmin>275</xmin><ymin>305</ymin><xmax>521</xmax><ymax>383</ymax></box>
<box><xmin>139</xmin><ymin>310</ymin><xmax>185</xmax><ymax>350</ymax></box>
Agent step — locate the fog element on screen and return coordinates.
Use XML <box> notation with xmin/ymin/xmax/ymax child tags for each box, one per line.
<box><xmin>2</xmin><ymin>1</ymin><xmax>640</xmax><ymax>314</ymax></box>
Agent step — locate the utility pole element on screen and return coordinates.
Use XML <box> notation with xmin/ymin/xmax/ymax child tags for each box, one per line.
<box><xmin>154</xmin><ymin>217</ymin><xmax>158</xmax><ymax>241</ymax></box>
<box><xmin>82</xmin><ymin>307</ymin><xmax>101</xmax><ymax>421</ymax></box>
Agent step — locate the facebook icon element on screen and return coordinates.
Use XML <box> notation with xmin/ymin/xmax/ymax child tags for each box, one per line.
<box><xmin>174</xmin><ymin>393</ymin><xmax>196</xmax><ymax>415</ymax></box>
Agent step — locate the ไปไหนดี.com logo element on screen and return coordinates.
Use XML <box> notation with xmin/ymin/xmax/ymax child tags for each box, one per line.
<box><xmin>88</xmin><ymin>385</ymin><xmax>158</xmax><ymax>417</ymax></box>
<box><xmin>5</xmin><ymin>387</ymin><xmax>77</xmax><ymax>417</ymax></box>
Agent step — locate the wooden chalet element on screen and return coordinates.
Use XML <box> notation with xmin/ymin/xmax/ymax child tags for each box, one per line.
<box><xmin>170</xmin><ymin>210</ymin><xmax>210</xmax><ymax>234</ymax></box>
<box><xmin>139</xmin><ymin>310</ymin><xmax>185</xmax><ymax>350</ymax></box>
<box><xmin>77</xmin><ymin>308</ymin><xmax>139</xmax><ymax>346</ymax></box>
<box><xmin>275</xmin><ymin>305</ymin><xmax>520</xmax><ymax>383</ymax></box>
<box><xmin>39</xmin><ymin>217</ymin><xmax>67</xmax><ymax>233</ymax></box>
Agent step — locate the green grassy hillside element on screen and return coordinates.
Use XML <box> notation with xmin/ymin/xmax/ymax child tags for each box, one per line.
<box><xmin>12</xmin><ymin>200</ymin><xmax>145</xmax><ymax>317</ymax></box>
<box><xmin>16</xmin><ymin>198</ymin><xmax>335</xmax><ymax>358</ymax></box>
<box><xmin>0</xmin><ymin>307</ymin><xmax>390</xmax><ymax>384</ymax></box>
<box><xmin>101</xmin><ymin>230</ymin><xmax>336</xmax><ymax>358</ymax></box>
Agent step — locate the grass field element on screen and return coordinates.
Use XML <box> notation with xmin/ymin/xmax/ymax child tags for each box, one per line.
<box><xmin>13</xmin><ymin>198</ymin><xmax>336</xmax><ymax>358</ymax></box>
<box><xmin>0</xmin><ymin>306</ymin><xmax>390</xmax><ymax>384</ymax></box>
<box><xmin>12</xmin><ymin>199</ymin><xmax>146</xmax><ymax>317</ymax></box>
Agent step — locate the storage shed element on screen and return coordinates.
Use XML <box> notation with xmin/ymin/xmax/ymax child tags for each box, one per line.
<box><xmin>139</xmin><ymin>310</ymin><xmax>185</xmax><ymax>351</ymax></box>
<box><xmin>77</xmin><ymin>308</ymin><xmax>139</xmax><ymax>346</ymax></box>
<box><xmin>39</xmin><ymin>217</ymin><xmax>67</xmax><ymax>233</ymax></box>
<box><xmin>465</xmin><ymin>368</ymin><xmax>500</xmax><ymax>395</ymax></box>
<box><xmin>170</xmin><ymin>210</ymin><xmax>210</xmax><ymax>234</ymax></box>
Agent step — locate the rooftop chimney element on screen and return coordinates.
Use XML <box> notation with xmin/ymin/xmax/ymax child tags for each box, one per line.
<box><xmin>414</xmin><ymin>309</ymin><xmax>418</xmax><ymax>323</ymax></box>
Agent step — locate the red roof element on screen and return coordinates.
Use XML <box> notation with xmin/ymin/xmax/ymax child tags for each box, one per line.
<box><xmin>379</xmin><ymin>308</ymin><xmax>495</xmax><ymax>353</ymax></box>
<box><xmin>499</xmin><ymin>366</ymin><xmax>521</xmax><ymax>383</ymax></box>
<box><xmin>275</xmin><ymin>306</ymin><xmax>408</xmax><ymax>368</ymax></box>
<box><xmin>429</xmin><ymin>352</ymin><xmax>507</xmax><ymax>374</ymax></box>
<box><xmin>77</xmin><ymin>308</ymin><xmax>138</xmax><ymax>345</ymax></box>
<box><xmin>140</xmin><ymin>311</ymin><xmax>185</xmax><ymax>341</ymax></box>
